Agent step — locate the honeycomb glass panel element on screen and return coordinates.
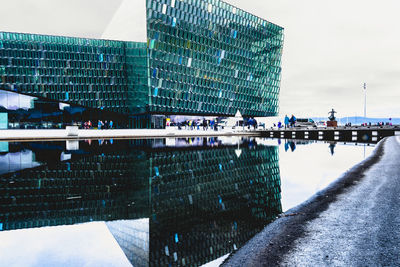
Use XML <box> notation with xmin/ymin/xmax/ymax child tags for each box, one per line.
<box><xmin>146</xmin><ymin>0</ymin><xmax>284</xmax><ymax>117</ymax></box>
<box><xmin>0</xmin><ymin>0</ymin><xmax>283</xmax><ymax>128</ymax></box>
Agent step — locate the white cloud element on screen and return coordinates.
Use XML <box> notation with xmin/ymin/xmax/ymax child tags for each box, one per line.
<box><xmin>0</xmin><ymin>222</ymin><xmax>132</xmax><ymax>267</ymax></box>
<box><xmin>229</xmin><ymin>0</ymin><xmax>400</xmax><ymax>118</ymax></box>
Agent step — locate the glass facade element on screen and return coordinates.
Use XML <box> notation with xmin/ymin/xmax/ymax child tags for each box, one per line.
<box><xmin>0</xmin><ymin>0</ymin><xmax>283</xmax><ymax>128</ymax></box>
<box><xmin>146</xmin><ymin>0</ymin><xmax>284</xmax><ymax>117</ymax></box>
<box><xmin>0</xmin><ymin>138</ymin><xmax>281</xmax><ymax>266</ymax></box>
<box><xmin>0</xmin><ymin>32</ymin><xmax>148</xmax><ymax>128</ymax></box>
<box><xmin>0</xmin><ymin>89</ymin><xmax>129</xmax><ymax>129</ymax></box>
<box><xmin>150</xmin><ymin>140</ymin><xmax>281</xmax><ymax>266</ymax></box>
<box><xmin>0</xmin><ymin>32</ymin><xmax>148</xmax><ymax>114</ymax></box>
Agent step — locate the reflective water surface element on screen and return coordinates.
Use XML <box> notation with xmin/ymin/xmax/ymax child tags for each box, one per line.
<box><xmin>0</xmin><ymin>137</ymin><xmax>375</xmax><ymax>266</ymax></box>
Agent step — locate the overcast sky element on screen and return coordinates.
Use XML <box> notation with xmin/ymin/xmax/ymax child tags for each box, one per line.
<box><xmin>1</xmin><ymin>0</ymin><xmax>399</xmax><ymax>118</ymax></box>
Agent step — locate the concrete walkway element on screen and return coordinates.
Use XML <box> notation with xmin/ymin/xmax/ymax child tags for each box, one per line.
<box><xmin>0</xmin><ymin>128</ymin><xmax>260</xmax><ymax>141</ymax></box>
<box><xmin>223</xmin><ymin>136</ymin><xmax>400</xmax><ymax>266</ymax></box>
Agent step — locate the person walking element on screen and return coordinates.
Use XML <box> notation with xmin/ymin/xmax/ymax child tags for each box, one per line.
<box><xmin>210</xmin><ymin>119</ymin><xmax>215</xmax><ymax>130</ymax></box>
<box><xmin>247</xmin><ymin>118</ymin><xmax>253</xmax><ymax>130</ymax></box>
<box><xmin>284</xmin><ymin>115</ymin><xmax>289</xmax><ymax>129</ymax></box>
<box><xmin>289</xmin><ymin>114</ymin><xmax>296</xmax><ymax>128</ymax></box>
<box><xmin>203</xmin><ymin>118</ymin><xmax>208</xmax><ymax>130</ymax></box>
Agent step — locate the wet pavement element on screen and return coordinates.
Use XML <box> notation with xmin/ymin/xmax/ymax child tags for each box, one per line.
<box><xmin>281</xmin><ymin>136</ymin><xmax>400</xmax><ymax>266</ymax></box>
<box><xmin>0</xmin><ymin>137</ymin><xmax>386</xmax><ymax>266</ymax></box>
<box><xmin>223</xmin><ymin>136</ymin><xmax>400</xmax><ymax>266</ymax></box>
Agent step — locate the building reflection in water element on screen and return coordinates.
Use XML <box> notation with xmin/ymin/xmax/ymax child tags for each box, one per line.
<box><xmin>0</xmin><ymin>138</ymin><xmax>281</xmax><ymax>266</ymax></box>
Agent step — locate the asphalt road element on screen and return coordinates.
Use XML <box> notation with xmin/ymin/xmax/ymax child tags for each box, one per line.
<box><xmin>223</xmin><ymin>136</ymin><xmax>400</xmax><ymax>266</ymax></box>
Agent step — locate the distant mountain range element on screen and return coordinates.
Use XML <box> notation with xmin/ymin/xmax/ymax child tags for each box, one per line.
<box><xmin>311</xmin><ymin>117</ymin><xmax>400</xmax><ymax>125</ymax></box>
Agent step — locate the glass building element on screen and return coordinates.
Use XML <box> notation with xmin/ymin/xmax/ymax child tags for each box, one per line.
<box><xmin>0</xmin><ymin>138</ymin><xmax>281</xmax><ymax>266</ymax></box>
<box><xmin>0</xmin><ymin>0</ymin><xmax>283</xmax><ymax>128</ymax></box>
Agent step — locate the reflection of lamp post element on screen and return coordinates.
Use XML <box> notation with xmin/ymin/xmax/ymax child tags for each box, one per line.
<box><xmin>364</xmin><ymin>144</ymin><xmax>366</xmax><ymax>159</ymax></box>
<box><xmin>235</xmin><ymin>137</ymin><xmax>242</xmax><ymax>158</ymax></box>
<box><xmin>328</xmin><ymin>142</ymin><xmax>336</xmax><ymax>155</ymax></box>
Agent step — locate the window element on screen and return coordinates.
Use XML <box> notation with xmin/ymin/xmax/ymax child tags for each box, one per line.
<box><xmin>208</xmin><ymin>3</ymin><xmax>212</xmax><ymax>13</ymax></box>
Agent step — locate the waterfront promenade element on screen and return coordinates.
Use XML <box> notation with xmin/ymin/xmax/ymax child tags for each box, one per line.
<box><xmin>223</xmin><ymin>136</ymin><xmax>400</xmax><ymax>266</ymax></box>
<box><xmin>0</xmin><ymin>125</ymin><xmax>398</xmax><ymax>142</ymax></box>
<box><xmin>0</xmin><ymin>128</ymin><xmax>259</xmax><ymax>141</ymax></box>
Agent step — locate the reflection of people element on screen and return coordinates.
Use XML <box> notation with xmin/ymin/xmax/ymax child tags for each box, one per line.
<box><xmin>284</xmin><ymin>141</ymin><xmax>289</xmax><ymax>151</ymax></box>
<box><xmin>289</xmin><ymin>141</ymin><xmax>296</xmax><ymax>152</ymax></box>
<box><xmin>284</xmin><ymin>140</ymin><xmax>296</xmax><ymax>152</ymax></box>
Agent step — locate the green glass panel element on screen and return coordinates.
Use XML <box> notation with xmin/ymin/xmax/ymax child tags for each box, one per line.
<box><xmin>0</xmin><ymin>0</ymin><xmax>283</xmax><ymax>127</ymax></box>
<box><xmin>146</xmin><ymin>0</ymin><xmax>283</xmax><ymax>117</ymax></box>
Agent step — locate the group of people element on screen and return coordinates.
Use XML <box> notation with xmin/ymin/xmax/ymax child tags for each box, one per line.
<box><xmin>177</xmin><ymin>117</ymin><xmax>259</xmax><ymax>130</ymax></box>
<box><xmin>358</xmin><ymin>122</ymin><xmax>393</xmax><ymax>127</ymax></box>
<box><xmin>178</xmin><ymin>119</ymin><xmax>218</xmax><ymax>131</ymax></box>
<box><xmin>97</xmin><ymin>120</ymin><xmax>113</xmax><ymax>129</ymax></box>
<box><xmin>281</xmin><ymin>114</ymin><xmax>296</xmax><ymax>128</ymax></box>
<box><xmin>83</xmin><ymin>120</ymin><xmax>113</xmax><ymax>129</ymax></box>
<box><xmin>247</xmin><ymin>117</ymin><xmax>258</xmax><ymax>130</ymax></box>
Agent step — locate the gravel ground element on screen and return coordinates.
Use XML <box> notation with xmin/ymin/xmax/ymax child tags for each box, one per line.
<box><xmin>223</xmin><ymin>136</ymin><xmax>398</xmax><ymax>267</ymax></box>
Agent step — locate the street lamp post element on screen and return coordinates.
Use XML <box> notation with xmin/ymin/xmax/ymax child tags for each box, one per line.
<box><xmin>363</xmin><ymin>82</ymin><xmax>367</xmax><ymax>123</ymax></box>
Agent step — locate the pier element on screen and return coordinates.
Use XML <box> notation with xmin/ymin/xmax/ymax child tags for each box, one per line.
<box><xmin>260</xmin><ymin>126</ymin><xmax>400</xmax><ymax>143</ymax></box>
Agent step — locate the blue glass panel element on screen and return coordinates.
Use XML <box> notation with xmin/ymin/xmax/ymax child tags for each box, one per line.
<box><xmin>0</xmin><ymin>113</ymin><xmax>7</xmax><ymax>129</ymax></box>
<box><xmin>0</xmin><ymin>141</ymin><xmax>8</xmax><ymax>152</ymax></box>
<box><xmin>174</xmin><ymin>233</ymin><xmax>179</xmax><ymax>243</ymax></box>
